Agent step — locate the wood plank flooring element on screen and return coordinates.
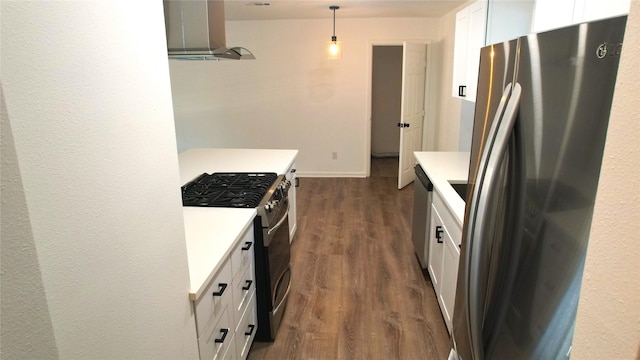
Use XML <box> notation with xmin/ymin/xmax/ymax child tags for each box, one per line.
<box><xmin>248</xmin><ymin>158</ymin><xmax>450</xmax><ymax>360</ymax></box>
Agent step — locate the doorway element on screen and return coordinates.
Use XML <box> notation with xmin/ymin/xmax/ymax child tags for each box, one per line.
<box><xmin>367</xmin><ymin>41</ymin><xmax>432</xmax><ymax>187</ymax></box>
<box><xmin>371</xmin><ymin>45</ymin><xmax>402</xmax><ymax>158</ymax></box>
<box><xmin>370</xmin><ymin>45</ymin><xmax>403</xmax><ymax>178</ymax></box>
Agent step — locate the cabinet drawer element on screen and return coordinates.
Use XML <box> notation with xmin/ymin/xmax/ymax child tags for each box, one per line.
<box><xmin>231</xmin><ymin>224</ymin><xmax>255</xmax><ymax>279</ymax></box>
<box><xmin>198</xmin><ymin>305</ymin><xmax>234</xmax><ymax>360</ymax></box>
<box><xmin>235</xmin><ymin>293</ymin><xmax>258</xmax><ymax>360</ymax></box>
<box><xmin>194</xmin><ymin>259</ymin><xmax>233</xmax><ymax>336</ymax></box>
<box><xmin>232</xmin><ymin>259</ymin><xmax>256</xmax><ymax>325</ymax></box>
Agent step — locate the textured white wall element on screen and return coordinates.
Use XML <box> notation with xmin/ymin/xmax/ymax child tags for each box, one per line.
<box><xmin>1</xmin><ymin>1</ymin><xmax>198</xmax><ymax>358</ymax></box>
<box><xmin>169</xmin><ymin>17</ymin><xmax>440</xmax><ymax>176</ymax></box>
<box><xmin>572</xmin><ymin>1</ymin><xmax>640</xmax><ymax>358</ymax></box>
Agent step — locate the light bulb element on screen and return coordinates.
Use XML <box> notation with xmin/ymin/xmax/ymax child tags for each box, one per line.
<box><xmin>329</xmin><ymin>42</ymin><xmax>340</xmax><ymax>56</ymax></box>
<box><xmin>327</xmin><ymin>40</ymin><xmax>342</xmax><ymax>60</ymax></box>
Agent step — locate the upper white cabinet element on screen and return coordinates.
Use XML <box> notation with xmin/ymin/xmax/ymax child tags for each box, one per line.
<box><xmin>532</xmin><ymin>0</ymin><xmax>631</xmax><ymax>33</ymax></box>
<box><xmin>452</xmin><ymin>0</ymin><xmax>487</xmax><ymax>101</ymax></box>
<box><xmin>485</xmin><ymin>0</ymin><xmax>534</xmax><ymax>45</ymax></box>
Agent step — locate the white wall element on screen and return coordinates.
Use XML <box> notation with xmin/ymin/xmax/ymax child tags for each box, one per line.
<box><xmin>169</xmin><ymin>17</ymin><xmax>440</xmax><ymax>177</ymax></box>
<box><xmin>572</xmin><ymin>1</ymin><xmax>640</xmax><ymax>358</ymax></box>
<box><xmin>1</xmin><ymin>2</ymin><xmax>198</xmax><ymax>358</ymax></box>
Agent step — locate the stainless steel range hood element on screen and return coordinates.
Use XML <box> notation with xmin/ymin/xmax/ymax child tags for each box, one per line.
<box><xmin>163</xmin><ymin>0</ymin><xmax>255</xmax><ymax>60</ymax></box>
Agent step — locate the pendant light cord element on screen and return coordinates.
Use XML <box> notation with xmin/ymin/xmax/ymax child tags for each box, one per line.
<box><xmin>330</xmin><ymin>5</ymin><xmax>339</xmax><ymax>42</ymax></box>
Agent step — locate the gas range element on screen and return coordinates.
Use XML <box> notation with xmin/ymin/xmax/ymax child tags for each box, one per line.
<box><xmin>181</xmin><ymin>171</ymin><xmax>293</xmax><ymax>342</ymax></box>
<box><xmin>181</xmin><ymin>172</ymin><xmax>291</xmax><ymax>226</ymax></box>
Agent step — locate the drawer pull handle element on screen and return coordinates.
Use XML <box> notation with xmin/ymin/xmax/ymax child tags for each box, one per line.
<box><xmin>245</xmin><ymin>324</ymin><xmax>255</xmax><ymax>336</ymax></box>
<box><xmin>241</xmin><ymin>242</ymin><xmax>252</xmax><ymax>251</ymax></box>
<box><xmin>214</xmin><ymin>328</ymin><xmax>229</xmax><ymax>343</ymax></box>
<box><xmin>212</xmin><ymin>283</ymin><xmax>228</xmax><ymax>297</ymax></box>
<box><xmin>436</xmin><ymin>226</ymin><xmax>444</xmax><ymax>244</ymax></box>
<box><xmin>242</xmin><ymin>280</ymin><xmax>253</xmax><ymax>291</ymax></box>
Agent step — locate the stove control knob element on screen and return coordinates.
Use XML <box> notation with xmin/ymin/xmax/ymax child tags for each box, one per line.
<box><xmin>265</xmin><ymin>200</ymin><xmax>279</xmax><ymax>212</ymax></box>
<box><xmin>279</xmin><ymin>180</ymin><xmax>292</xmax><ymax>193</ymax></box>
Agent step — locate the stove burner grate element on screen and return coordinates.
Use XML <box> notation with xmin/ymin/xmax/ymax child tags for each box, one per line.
<box><xmin>181</xmin><ymin>172</ymin><xmax>278</xmax><ymax>208</ymax></box>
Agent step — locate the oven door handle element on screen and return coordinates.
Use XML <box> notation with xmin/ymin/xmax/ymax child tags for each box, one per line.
<box><xmin>272</xmin><ymin>266</ymin><xmax>292</xmax><ymax>313</ymax></box>
<box><xmin>267</xmin><ymin>204</ymin><xmax>290</xmax><ymax>237</ymax></box>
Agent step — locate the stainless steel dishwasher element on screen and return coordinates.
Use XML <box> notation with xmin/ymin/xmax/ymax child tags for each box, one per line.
<box><xmin>411</xmin><ymin>164</ymin><xmax>432</xmax><ymax>269</ymax></box>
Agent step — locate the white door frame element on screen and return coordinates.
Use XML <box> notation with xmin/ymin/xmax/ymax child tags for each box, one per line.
<box><xmin>365</xmin><ymin>39</ymin><xmax>436</xmax><ymax>178</ymax></box>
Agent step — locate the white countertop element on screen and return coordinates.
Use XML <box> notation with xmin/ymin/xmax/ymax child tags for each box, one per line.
<box><xmin>179</xmin><ymin>148</ymin><xmax>299</xmax><ymax>185</ymax></box>
<box><xmin>183</xmin><ymin>207</ymin><xmax>256</xmax><ymax>300</ymax></box>
<box><xmin>178</xmin><ymin>148</ymin><xmax>298</xmax><ymax>300</ymax></box>
<box><xmin>413</xmin><ymin>151</ymin><xmax>470</xmax><ymax>225</ymax></box>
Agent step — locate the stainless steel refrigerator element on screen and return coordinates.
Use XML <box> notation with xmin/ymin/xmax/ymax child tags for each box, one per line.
<box><xmin>450</xmin><ymin>16</ymin><xmax>627</xmax><ymax>360</ymax></box>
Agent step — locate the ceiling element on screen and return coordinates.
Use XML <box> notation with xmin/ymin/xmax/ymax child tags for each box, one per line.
<box><xmin>224</xmin><ymin>0</ymin><xmax>466</xmax><ymax>21</ymax></box>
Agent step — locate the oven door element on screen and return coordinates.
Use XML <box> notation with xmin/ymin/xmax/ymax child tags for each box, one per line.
<box><xmin>265</xmin><ymin>199</ymin><xmax>291</xmax><ymax>336</ymax></box>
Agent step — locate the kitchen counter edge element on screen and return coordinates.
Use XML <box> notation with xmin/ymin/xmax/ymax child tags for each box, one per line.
<box><xmin>413</xmin><ymin>151</ymin><xmax>470</xmax><ymax>226</ymax></box>
<box><xmin>179</xmin><ymin>148</ymin><xmax>299</xmax><ymax>301</ymax></box>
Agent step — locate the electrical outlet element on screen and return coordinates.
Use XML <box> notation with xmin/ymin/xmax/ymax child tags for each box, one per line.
<box><xmin>332</xmin><ymin>152</ymin><xmax>338</xmax><ymax>160</ymax></box>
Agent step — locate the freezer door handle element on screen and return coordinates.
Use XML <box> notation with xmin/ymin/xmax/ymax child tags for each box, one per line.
<box><xmin>466</xmin><ymin>83</ymin><xmax>522</xmax><ymax>360</ymax></box>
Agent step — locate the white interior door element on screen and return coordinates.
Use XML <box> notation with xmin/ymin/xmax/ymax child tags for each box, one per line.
<box><xmin>398</xmin><ymin>42</ymin><xmax>427</xmax><ymax>189</ymax></box>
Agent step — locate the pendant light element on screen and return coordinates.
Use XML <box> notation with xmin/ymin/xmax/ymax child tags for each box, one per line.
<box><xmin>328</xmin><ymin>5</ymin><xmax>342</xmax><ymax>60</ymax></box>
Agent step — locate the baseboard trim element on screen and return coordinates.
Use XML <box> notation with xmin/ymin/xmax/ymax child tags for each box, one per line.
<box><xmin>296</xmin><ymin>171</ymin><xmax>367</xmax><ymax>178</ymax></box>
<box><xmin>371</xmin><ymin>153</ymin><xmax>399</xmax><ymax>158</ymax></box>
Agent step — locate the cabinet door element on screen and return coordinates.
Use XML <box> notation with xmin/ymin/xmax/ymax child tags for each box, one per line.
<box><xmin>465</xmin><ymin>0</ymin><xmax>487</xmax><ymax>102</ymax></box>
<box><xmin>427</xmin><ymin>203</ymin><xmax>445</xmax><ymax>293</ymax></box>
<box><xmin>574</xmin><ymin>0</ymin><xmax>630</xmax><ymax>23</ymax></box>
<box><xmin>431</xmin><ymin>189</ymin><xmax>463</xmax><ymax>334</ymax></box>
<box><xmin>531</xmin><ymin>0</ymin><xmax>575</xmax><ymax>33</ymax></box>
<box><xmin>439</xmin><ymin>230</ymin><xmax>460</xmax><ymax>334</ymax></box>
<box><xmin>198</xmin><ymin>305</ymin><xmax>234</xmax><ymax>360</ymax></box>
<box><xmin>235</xmin><ymin>293</ymin><xmax>257</xmax><ymax>360</ymax></box>
<box><xmin>452</xmin><ymin>7</ymin><xmax>469</xmax><ymax>98</ymax></box>
<box><xmin>194</xmin><ymin>260</ymin><xmax>233</xmax><ymax>336</ymax></box>
<box><xmin>285</xmin><ymin>163</ymin><xmax>297</xmax><ymax>242</ymax></box>
<box><xmin>451</xmin><ymin>0</ymin><xmax>487</xmax><ymax>100</ymax></box>
<box><xmin>485</xmin><ymin>0</ymin><xmax>534</xmax><ymax>45</ymax></box>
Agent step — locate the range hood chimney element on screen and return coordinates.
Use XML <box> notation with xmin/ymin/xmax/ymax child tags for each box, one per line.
<box><xmin>163</xmin><ymin>0</ymin><xmax>255</xmax><ymax>60</ymax></box>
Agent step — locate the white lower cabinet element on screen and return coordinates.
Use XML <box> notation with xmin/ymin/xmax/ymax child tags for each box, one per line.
<box><xmin>198</xmin><ymin>306</ymin><xmax>234</xmax><ymax>360</ymax></box>
<box><xmin>194</xmin><ymin>223</ymin><xmax>257</xmax><ymax>360</ymax></box>
<box><xmin>428</xmin><ymin>190</ymin><xmax>462</xmax><ymax>334</ymax></box>
<box><xmin>235</xmin><ymin>293</ymin><xmax>257</xmax><ymax>360</ymax></box>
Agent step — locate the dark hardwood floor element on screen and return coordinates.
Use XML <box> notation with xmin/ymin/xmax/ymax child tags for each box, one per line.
<box><xmin>248</xmin><ymin>157</ymin><xmax>450</xmax><ymax>359</ymax></box>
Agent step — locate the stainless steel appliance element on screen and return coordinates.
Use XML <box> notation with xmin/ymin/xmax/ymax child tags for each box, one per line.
<box><xmin>163</xmin><ymin>0</ymin><xmax>255</xmax><ymax>60</ymax></box>
<box><xmin>450</xmin><ymin>16</ymin><xmax>627</xmax><ymax>359</ymax></box>
<box><xmin>181</xmin><ymin>172</ymin><xmax>292</xmax><ymax>341</ymax></box>
<box><xmin>412</xmin><ymin>165</ymin><xmax>433</xmax><ymax>268</ymax></box>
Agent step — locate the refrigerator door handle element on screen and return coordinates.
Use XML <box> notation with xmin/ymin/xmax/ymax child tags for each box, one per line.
<box><xmin>462</xmin><ymin>82</ymin><xmax>512</xmax><ymax>359</ymax></box>
<box><xmin>465</xmin><ymin>83</ymin><xmax>522</xmax><ymax>360</ymax></box>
